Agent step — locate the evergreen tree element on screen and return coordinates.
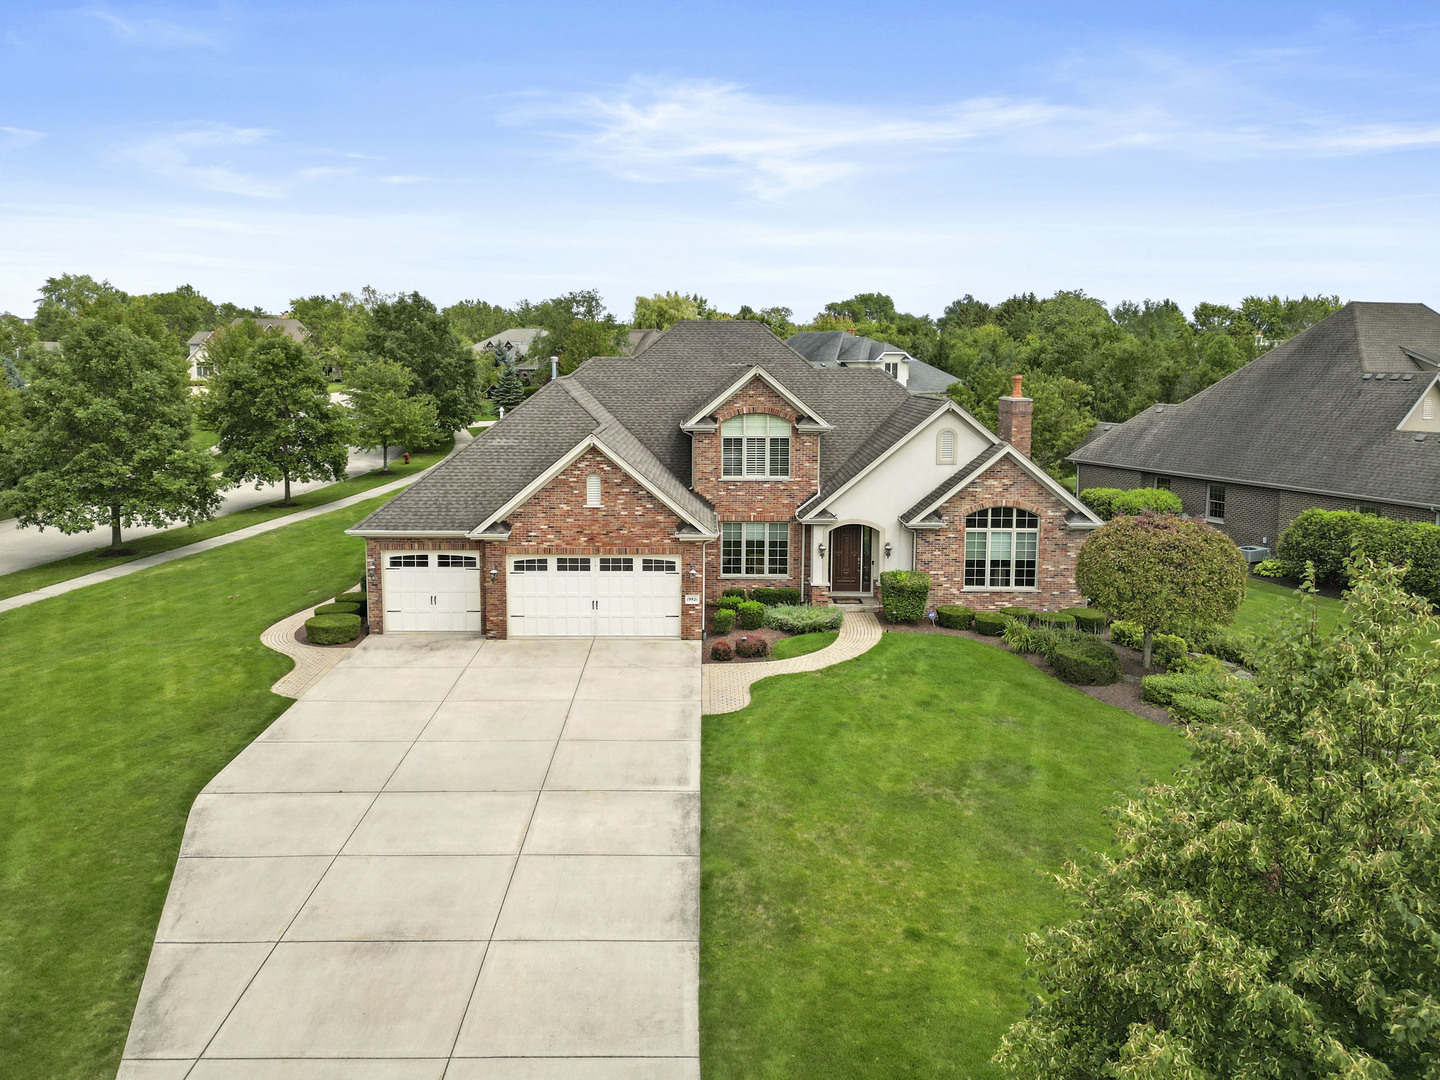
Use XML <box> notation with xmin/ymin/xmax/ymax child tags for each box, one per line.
<box><xmin>206</xmin><ymin>333</ymin><xmax>351</xmax><ymax>504</ymax></box>
<box><xmin>5</xmin><ymin>319</ymin><xmax>220</xmax><ymax>550</ymax></box>
<box><xmin>491</xmin><ymin>359</ymin><xmax>526</xmax><ymax>412</ymax></box>
<box><xmin>346</xmin><ymin>357</ymin><xmax>438</xmax><ymax>471</ymax></box>
<box><xmin>997</xmin><ymin>560</ymin><xmax>1440</xmax><ymax>1079</ymax></box>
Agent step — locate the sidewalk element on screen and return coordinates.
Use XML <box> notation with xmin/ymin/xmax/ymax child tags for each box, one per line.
<box><xmin>0</xmin><ymin>432</ymin><xmax>470</xmax><ymax>617</ymax></box>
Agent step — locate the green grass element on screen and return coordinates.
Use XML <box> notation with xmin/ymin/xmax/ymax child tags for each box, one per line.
<box><xmin>701</xmin><ymin>634</ymin><xmax>1187</xmax><ymax>1079</ymax></box>
<box><xmin>189</xmin><ymin>425</ymin><xmax>220</xmax><ymax>453</ymax></box>
<box><xmin>0</xmin><ymin>494</ymin><xmax>389</xmax><ymax>1079</ymax></box>
<box><xmin>0</xmin><ymin>437</ymin><xmax>452</xmax><ymax>602</ymax></box>
<box><xmin>770</xmin><ymin>631</ymin><xmax>838</xmax><ymax>659</ymax></box>
<box><xmin>1231</xmin><ymin>577</ymin><xmax>1341</xmax><ymax>636</ymax></box>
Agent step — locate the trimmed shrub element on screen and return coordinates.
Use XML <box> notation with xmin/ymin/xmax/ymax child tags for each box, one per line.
<box><xmin>709</xmin><ymin>640</ymin><xmax>733</xmax><ymax>661</ymax></box>
<box><xmin>1080</xmin><ymin>486</ymin><xmax>1184</xmax><ymax>520</ymax></box>
<box><xmin>734</xmin><ymin>637</ymin><xmax>770</xmax><ymax>659</ymax></box>
<box><xmin>1000</xmin><ymin>605</ymin><xmax>1035</xmax><ymax>624</ymax></box>
<box><xmin>1196</xmin><ymin>628</ymin><xmax>1258</xmax><ymax>669</ymax></box>
<box><xmin>1109</xmin><ymin>619</ymin><xmax>1144</xmax><ymax>650</ymax></box>
<box><xmin>1170</xmin><ymin>692</ymin><xmax>1227</xmax><ymax>724</ymax></box>
<box><xmin>314</xmin><ymin>601</ymin><xmax>362</xmax><ymax>617</ymax></box>
<box><xmin>712</xmin><ymin>608</ymin><xmax>735</xmax><ymax>635</ymax></box>
<box><xmin>1151</xmin><ymin>633</ymin><xmax>1189</xmax><ymax>667</ymax></box>
<box><xmin>974</xmin><ymin>611</ymin><xmax>1009</xmax><ymax>636</ymax></box>
<box><xmin>1277</xmin><ymin>507</ymin><xmax>1440</xmax><ymax>604</ymax></box>
<box><xmin>716</xmin><ymin>594</ymin><xmax>744</xmax><ymax>611</ymax></box>
<box><xmin>305</xmin><ymin>613</ymin><xmax>361</xmax><ymax>645</ymax></box>
<box><xmin>1051</xmin><ymin>638</ymin><xmax>1122</xmax><ymax>685</ymax></box>
<box><xmin>935</xmin><ymin>604</ymin><xmax>975</xmax><ymax>630</ymax></box>
<box><xmin>1140</xmin><ymin>668</ymin><xmax>1230</xmax><ymax>707</ymax></box>
<box><xmin>736</xmin><ymin>600</ymin><xmax>766</xmax><ymax>630</ymax></box>
<box><xmin>720</xmin><ymin>587</ymin><xmax>747</xmax><ymax>599</ymax></box>
<box><xmin>1033</xmin><ymin>611</ymin><xmax>1076</xmax><ymax>629</ymax></box>
<box><xmin>1063</xmin><ymin>607</ymin><xmax>1108</xmax><ymax>633</ymax></box>
<box><xmin>336</xmin><ymin>591</ymin><xmax>368</xmax><ymax>610</ymax></box>
<box><xmin>879</xmin><ymin>570</ymin><xmax>931</xmax><ymax>623</ymax></box>
<box><xmin>751</xmin><ymin>586</ymin><xmax>802</xmax><ymax>606</ymax></box>
<box><xmin>1251</xmin><ymin>559</ymin><xmax>1288</xmax><ymax>578</ymax></box>
<box><xmin>764</xmin><ymin>604</ymin><xmax>844</xmax><ymax>634</ymax></box>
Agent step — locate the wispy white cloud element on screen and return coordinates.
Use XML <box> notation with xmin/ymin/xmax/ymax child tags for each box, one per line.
<box><xmin>123</xmin><ymin>126</ymin><xmax>282</xmax><ymax>197</ymax></box>
<box><xmin>379</xmin><ymin>174</ymin><xmax>425</xmax><ymax>184</ymax></box>
<box><xmin>83</xmin><ymin>7</ymin><xmax>218</xmax><ymax>49</ymax></box>
<box><xmin>0</xmin><ymin>126</ymin><xmax>46</xmax><ymax>151</ymax></box>
<box><xmin>513</xmin><ymin>76</ymin><xmax>1440</xmax><ymax>199</ymax></box>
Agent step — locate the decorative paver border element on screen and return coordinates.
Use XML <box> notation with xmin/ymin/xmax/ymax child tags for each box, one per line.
<box><xmin>701</xmin><ymin>609</ymin><xmax>883</xmax><ymax>714</ymax></box>
<box><xmin>259</xmin><ymin>591</ymin><xmax>360</xmax><ymax>697</ymax></box>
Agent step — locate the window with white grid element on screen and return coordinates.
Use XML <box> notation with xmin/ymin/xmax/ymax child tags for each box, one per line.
<box><xmin>720</xmin><ymin>414</ymin><xmax>790</xmax><ymax>478</ymax></box>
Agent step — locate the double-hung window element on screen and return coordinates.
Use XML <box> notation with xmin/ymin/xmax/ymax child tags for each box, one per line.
<box><xmin>1207</xmin><ymin>484</ymin><xmax>1226</xmax><ymax>522</ymax></box>
<box><xmin>721</xmin><ymin>415</ymin><xmax>790</xmax><ymax>478</ymax></box>
<box><xmin>963</xmin><ymin>507</ymin><xmax>1039</xmax><ymax>588</ymax></box>
<box><xmin>721</xmin><ymin>522</ymin><xmax>789</xmax><ymax>576</ymax></box>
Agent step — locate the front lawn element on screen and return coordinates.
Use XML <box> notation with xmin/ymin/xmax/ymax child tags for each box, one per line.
<box><xmin>0</xmin><ymin>495</ymin><xmax>385</xmax><ymax>1079</ymax></box>
<box><xmin>701</xmin><ymin>634</ymin><xmax>1187</xmax><ymax>1079</ymax></box>
<box><xmin>770</xmin><ymin>630</ymin><xmax>838</xmax><ymax>659</ymax></box>
<box><xmin>0</xmin><ymin>437</ymin><xmax>451</xmax><ymax>602</ymax></box>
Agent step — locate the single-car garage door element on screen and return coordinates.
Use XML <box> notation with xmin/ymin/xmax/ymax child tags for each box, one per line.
<box><xmin>382</xmin><ymin>552</ymin><xmax>483</xmax><ymax>632</ymax></box>
<box><xmin>507</xmin><ymin>555</ymin><xmax>681</xmax><ymax>637</ymax></box>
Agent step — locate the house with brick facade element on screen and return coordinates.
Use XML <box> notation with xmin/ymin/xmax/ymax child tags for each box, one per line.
<box><xmin>348</xmin><ymin>320</ymin><xmax>1101</xmax><ymax>638</ymax></box>
<box><xmin>1071</xmin><ymin>302</ymin><xmax>1440</xmax><ymax>549</ymax></box>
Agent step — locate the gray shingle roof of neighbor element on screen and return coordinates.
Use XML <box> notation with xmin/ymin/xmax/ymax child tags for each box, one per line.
<box><xmin>242</xmin><ymin>317</ymin><xmax>308</xmax><ymax>341</ymax></box>
<box><xmin>353</xmin><ymin>319</ymin><xmax>988</xmax><ymax>535</ymax></box>
<box><xmin>626</xmin><ymin>328</ymin><xmax>663</xmax><ymax>356</ymax></box>
<box><xmin>786</xmin><ymin>329</ymin><xmax>958</xmax><ymax>396</ymax></box>
<box><xmin>187</xmin><ymin>330</ymin><xmax>213</xmax><ymax>346</ymax></box>
<box><xmin>474</xmin><ymin>328</ymin><xmax>545</xmax><ymax>356</ymax></box>
<box><xmin>1069</xmin><ymin>301</ymin><xmax>1440</xmax><ymax>509</ymax></box>
<box><xmin>905</xmin><ymin>357</ymin><xmax>960</xmax><ymax>396</ymax></box>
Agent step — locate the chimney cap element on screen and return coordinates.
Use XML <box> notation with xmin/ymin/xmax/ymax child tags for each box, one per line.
<box><xmin>1010</xmin><ymin>373</ymin><xmax>1023</xmax><ymax>398</ymax></box>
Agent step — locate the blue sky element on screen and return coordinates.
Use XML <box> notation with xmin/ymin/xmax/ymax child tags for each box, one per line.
<box><xmin>2</xmin><ymin>1</ymin><xmax>1439</xmax><ymax>320</ymax></box>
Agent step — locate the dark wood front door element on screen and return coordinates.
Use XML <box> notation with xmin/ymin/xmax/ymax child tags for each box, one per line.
<box><xmin>831</xmin><ymin>525</ymin><xmax>862</xmax><ymax>592</ymax></box>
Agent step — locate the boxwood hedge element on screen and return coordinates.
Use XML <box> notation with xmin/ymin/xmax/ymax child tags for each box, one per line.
<box><xmin>736</xmin><ymin>600</ymin><xmax>766</xmax><ymax>630</ymax></box>
<box><xmin>764</xmin><ymin>604</ymin><xmax>843</xmax><ymax>633</ymax></box>
<box><xmin>1032</xmin><ymin>611</ymin><xmax>1076</xmax><ymax>629</ymax></box>
<box><xmin>750</xmin><ymin>587</ymin><xmax>802</xmax><ymax>606</ymax></box>
<box><xmin>973</xmin><ymin>611</ymin><xmax>1009</xmax><ymax>636</ymax></box>
<box><xmin>314</xmin><ymin>602</ymin><xmax>362</xmax><ymax>617</ymax></box>
<box><xmin>879</xmin><ymin>570</ymin><xmax>931</xmax><ymax>623</ymax></box>
<box><xmin>1062</xmin><ymin>607</ymin><xmax>1108</xmax><ymax>633</ymax></box>
<box><xmin>1050</xmin><ymin>638</ymin><xmax>1122</xmax><ymax>685</ymax></box>
<box><xmin>1000</xmin><ymin>605</ymin><xmax>1035</xmax><ymax>624</ymax></box>
<box><xmin>935</xmin><ymin>604</ymin><xmax>975</xmax><ymax>630</ymax></box>
<box><xmin>305</xmin><ymin>613</ymin><xmax>362</xmax><ymax>645</ymax></box>
<box><xmin>712</xmin><ymin>608</ymin><xmax>736</xmax><ymax>634</ymax></box>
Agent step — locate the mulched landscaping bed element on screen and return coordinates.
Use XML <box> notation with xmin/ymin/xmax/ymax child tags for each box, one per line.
<box><xmin>885</xmin><ymin>620</ymin><xmax>1174</xmax><ymax>725</ymax></box>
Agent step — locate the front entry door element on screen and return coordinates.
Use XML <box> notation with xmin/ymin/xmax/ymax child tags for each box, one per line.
<box><xmin>831</xmin><ymin>525</ymin><xmax>862</xmax><ymax>592</ymax></box>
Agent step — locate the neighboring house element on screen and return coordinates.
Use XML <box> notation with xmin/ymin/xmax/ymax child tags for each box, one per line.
<box><xmin>626</xmin><ymin>327</ymin><xmax>664</xmax><ymax>356</ymax></box>
<box><xmin>348</xmin><ymin>320</ymin><xmax>1100</xmax><ymax>638</ymax></box>
<box><xmin>474</xmin><ymin>328</ymin><xmax>546</xmax><ymax>381</ymax></box>
<box><xmin>1070</xmin><ymin>302</ymin><xmax>1440</xmax><ymax>547</ymax></box>
<box><xmin>188</xmin><ymin>317</ymin><xmax>310</xmax><ymax>381</ymax></box>
<box><xmin>786</xmin><ymin>330</ymin><xmax>959</xmax><ymax>397</ymax></box>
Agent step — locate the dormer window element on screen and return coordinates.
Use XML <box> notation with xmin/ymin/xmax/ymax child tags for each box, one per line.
<box><xmin>721</xmin><ymin>414</ymin><xmax>790</xmax><ymax>478</ymax></box>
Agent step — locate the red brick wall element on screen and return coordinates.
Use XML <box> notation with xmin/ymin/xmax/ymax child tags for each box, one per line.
<box><xmin>914</xmin><ymin>457</ymin><xmax>1087</xmax><ymax>613</ymax></box>
<box><xmin>692</xmin><ymin>377</ymin><xmax>814</xmax><ymax>601</ymax></box>
<box><xmin>502</xmin><ymin>446</ymin><xmax>704</xmax><ymax>638</ymax></box>
<box><xmin>996</xmin><ymin>395</ymin><xmax>1033</xmax><ymax>457</ymax></box>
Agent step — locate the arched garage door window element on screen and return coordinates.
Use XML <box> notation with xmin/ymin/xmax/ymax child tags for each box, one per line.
<box><xmin>964</xmin><ymin>507</ymin><xmax>1038</xmax><ymax>588</ymax></box>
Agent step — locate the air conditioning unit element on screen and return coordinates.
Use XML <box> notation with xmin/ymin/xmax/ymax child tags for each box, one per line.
<box><xmin>1238</xmin><ymin>545</ymin><xmax>1271</xmax><ymax>564</ymax></box>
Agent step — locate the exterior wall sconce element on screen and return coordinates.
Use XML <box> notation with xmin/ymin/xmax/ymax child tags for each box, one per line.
<box><xmin>488</xmin><ymin>566</ymin><xmax>499</xmax><ymax>584</ymax></box>
<box><xmin>818</xmin><ymin>540</ymin><xmax>826</xmax><ymax>558</ymax></box>
<box><xmin>883</xmin><ymin>541</ymin><xmax>893</xmax><ymax>558</ymax></box>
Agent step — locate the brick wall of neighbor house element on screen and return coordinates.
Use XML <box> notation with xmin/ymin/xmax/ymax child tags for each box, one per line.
<box><xmin>692</xmin><ymin>377</ymin><xmax>816</xmax><ymax>602</ymax></box>
<box><xmin>915</xmin><ymin>457</ymin><xmax>1086</xmax><ymax>612</ymax></box>
<box><xmin>502</xmin><ymin>445</ymin><xmax>704</xmax><ymax>639</ymax></box>
<box><xmin>364</xmin><ymin>537</ymin><xmax>485</xmax><ymax>635</ymax></box>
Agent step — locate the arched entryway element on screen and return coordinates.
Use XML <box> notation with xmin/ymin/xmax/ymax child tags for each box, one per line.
<box><xmin>828</xmin><ymin>523</ymin><xmax>875</xmax><ymax>596</ymax></box>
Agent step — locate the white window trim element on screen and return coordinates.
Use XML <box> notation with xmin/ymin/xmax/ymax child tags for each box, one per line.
<box><xmin>719</xmin><ymin>521</ymin><xmax>791</xmax><ymax>578</ymax></box>
<box><xmin>585</xmin><ymin>473</ymin><xmax>602</xmax><ymax>507</ymax></box>
<box><xmin>962</xmin><ymin>508</ymin><xmax>1039</xmax><ymax>591</ymax></box>
<box><xmin>721</xmin><ymin>414</ymin><xmax>792</xmax><ymax>480</ymax></box>
<box><xmin>1206</xmin><ymin>483</ymin><xmax>1226</xmax><ymax>523</ymax></box>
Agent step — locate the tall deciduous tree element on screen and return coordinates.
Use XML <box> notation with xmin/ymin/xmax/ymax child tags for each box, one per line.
<box><xmin>997</xmin><ymin>560</ymin><xmax>1440</xmax><ymax>1079</ymax></box>
<box><xmin>346</xmin><ymin>357</ymin><xmax>438</xmax><ymax>472</ymax></box>
<box><xmin>363</xmin><ymin>292</ymin><xmax>480</xmax><ymax>434</ymax></box>
<box><xmin>207</xmin><ymin>333</ymin><xmax>351</xmax><ymax>505</ymax></box>
<box><xmin>1075</xmin><ymin>512</ymin><xmax>1246</xmax><ymax>666</ymax></box>
<box><xmin>5</xmin><ymin>319</ymin><xmax>220</xmax><ymax>550</ymax></box>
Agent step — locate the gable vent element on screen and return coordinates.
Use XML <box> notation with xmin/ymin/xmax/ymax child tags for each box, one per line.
<box><xmin>937</xmin><ymin>428</ymin><xmax>956</xmax><ymax>465</ymax></box>
<box><xmin>585</xmin><ymin>474</ymin><xmax>602</xmax><ymax>507</ymax></box>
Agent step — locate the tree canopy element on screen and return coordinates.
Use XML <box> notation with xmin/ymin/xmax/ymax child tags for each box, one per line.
<box><xmin>997</xmin><ymin>559</ymin><xmax>1440</xmax><ymax>1080</ymax></box>
<box><xmin>206</xmin><ymin>332</ymin><xmax>351</xmax><ymax>504</ymax></box>
<box><xmin>5</xmin><ymin>319</ymin><xmax>220</xmax><ymax>549</ymax></box>
<box><xmin>345</xmin><ymin>356</ymin><xmax>438</xmax><ymax>471</ymax></box>
<box><xmin>1075</xmin><ymin>512</ymin><xmax>1247</xmax><ymax>665</ymax></box>
<box><xmin>363</xmin><ymin>292</ymin><xmax>481</xmax><ymax>434</ymax></box>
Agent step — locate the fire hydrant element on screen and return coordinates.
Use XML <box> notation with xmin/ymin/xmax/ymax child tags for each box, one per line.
<box><xmin>403</xmin><ymin>452</ymin><xmax>411</xmax><ymax>465</ymax></box>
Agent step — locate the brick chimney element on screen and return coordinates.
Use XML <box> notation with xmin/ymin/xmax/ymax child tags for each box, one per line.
<box><xmin>996</xmin><ymin>373</ymin><xmax>1032</xmax><ymax>457</ymax></box>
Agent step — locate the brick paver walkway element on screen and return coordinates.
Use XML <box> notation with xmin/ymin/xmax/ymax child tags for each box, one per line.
<box><xmin>260</xmin><ymin>596</ymin><xmax>364</xmax><ymax>698</ymax></box>
<box><xmin>701</xmin><ymin>609</ymin><xmax>883</xmax><ymax>714</ymax></box>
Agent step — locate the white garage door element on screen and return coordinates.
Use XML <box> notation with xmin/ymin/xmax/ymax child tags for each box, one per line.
<box><xmin>507</xmin><ymin>555</ymin><xmax>681</xmax><ymax>637</ymax></box>
<box><xmin>382</xmin><ymin>552</ymin><xmax>483</xmax><ymax>632</ymax></box>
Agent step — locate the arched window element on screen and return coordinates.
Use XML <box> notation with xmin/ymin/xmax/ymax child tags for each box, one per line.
<box><xmin>937</xmin><ymin>428</ymin><xmax>956</xmax><ymax>465</ymax></box>
<box><xmin>585</xmin><ymin>473</ymin><xmax>602</xmax><ymax>507</ymax></box>
<box><xmin>721</xmin><ymin>414</ymin><xmax>790</xmax><ymax>478</ymax></box>
<box><xmin>964</xmin><ymin>507</ymin><xmax>1038</xmax><ymax>588</ymax></box>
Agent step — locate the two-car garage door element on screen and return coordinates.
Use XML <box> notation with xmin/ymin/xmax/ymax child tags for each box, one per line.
<box><xmin>507</xmin><ymin>555</ymin><xmax>681</xmax><ymax>637</ymax></box>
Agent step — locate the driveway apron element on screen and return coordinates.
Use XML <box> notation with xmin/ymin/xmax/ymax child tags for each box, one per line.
<box><xmin>119</xmin><ymin>634</ymin><xmax>701</xmax><ymax>1079</ymax></box>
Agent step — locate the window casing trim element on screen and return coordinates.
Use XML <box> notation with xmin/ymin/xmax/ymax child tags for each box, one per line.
<box><xmin>719</xmin><ymin>521</ymin><xmax>791</xmax><ymax>578</ymax></box>
<box><xmin>962</xmin><ymin>506</ymin><xmax>1039</xmax><ymax>591</ymax></box>
<box><xmin>720</xmin><ymin>414</ymin><xmax>791</xmax><ymax>480</ymax></box>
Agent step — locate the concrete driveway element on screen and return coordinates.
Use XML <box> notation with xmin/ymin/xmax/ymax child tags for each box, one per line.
<box><xmin>119</xmin><ymin>634</ymin><xmax>701</xmax><ymax>1079</ymax></box>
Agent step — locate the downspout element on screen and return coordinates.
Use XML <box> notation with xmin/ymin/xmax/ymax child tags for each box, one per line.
<box><xmin>799</xmin><ymin>522</ymin><xmax>806</xmax><ymax>602</ymax></box>
<box><xmin>699</xmin><ymin>539</ymin><xmax>710</xmax><ymax>642</ymax></box>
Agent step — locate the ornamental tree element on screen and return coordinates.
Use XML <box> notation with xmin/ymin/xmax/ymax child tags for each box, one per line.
<box><xmin>206</xmin><ymin>333</ymin><xmax>351</xmax><ymax>504</ymax></box>
<box><xmin>5</xmin><ymin>319</ymin><xmax>220</xmax><ymax>551</ymax></box>
<box><xmin>1075</xmin><ymin>512</ymin><xmax>1246</xmax><ymax>666</ymax></box>
<box><xmin>996</xmin><ymin>559</ymin><xmax>1440</xmax><ymax>1079</ymax></box>
<box><xmin>346</xmin><ymin>357</ymin><xmax>438</xmax><ymax>472</ymax></box>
